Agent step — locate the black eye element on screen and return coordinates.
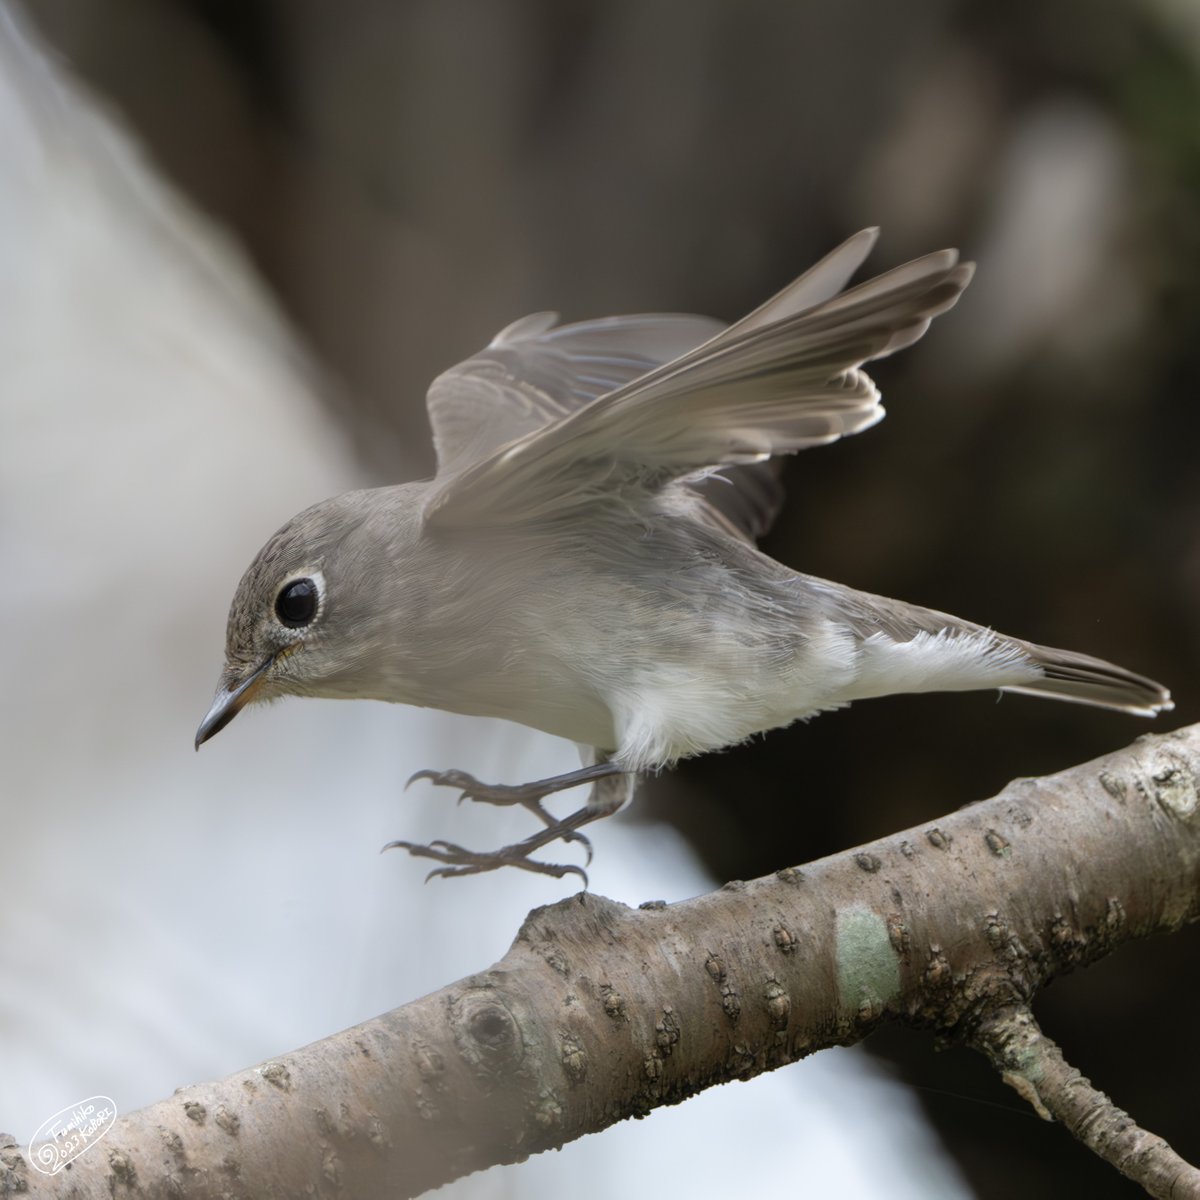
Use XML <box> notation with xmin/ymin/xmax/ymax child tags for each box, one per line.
<box><xmin>275</xmin><ymin>578</ymin><xmax>319</xmax><ymax>628</ymax></box>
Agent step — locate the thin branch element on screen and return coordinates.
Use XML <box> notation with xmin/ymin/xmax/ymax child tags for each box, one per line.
<box><xmin>973</xmin><ymin>1005</ymin><xmax>1200</xmax><ymax>1199</ymax></box>
<box><xmin>3</xmin><ymin>725</ymin><xmax>1200</xmax><ymax>1199</ymax></box>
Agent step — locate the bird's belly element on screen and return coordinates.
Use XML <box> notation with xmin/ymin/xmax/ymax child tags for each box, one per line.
<box><xmin>602</xmin><ymin>618</ymin><xmax>859</xmax><ymax>771</ymax></box>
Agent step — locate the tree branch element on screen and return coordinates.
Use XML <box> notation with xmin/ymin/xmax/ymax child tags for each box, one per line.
<box><xmin>974</xmin><ymin>1005</ymin><xmax>1200</xmax><ymax>1198</ymax></box>
<box><xmin>4</xmin><ymin>725</ymin><xmax>1200</xmax><ymax>1199</ymax></box>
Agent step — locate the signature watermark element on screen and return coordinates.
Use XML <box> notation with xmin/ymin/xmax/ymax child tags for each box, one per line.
<box><xmin>28</xmin><ymin>1096</ymin><xmax>117</xmax><ymax>1175</ymax></box>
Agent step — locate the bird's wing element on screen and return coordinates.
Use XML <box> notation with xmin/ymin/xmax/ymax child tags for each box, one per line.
<box><xmin>422</xmin><ymin>232</ymin><xmax>972</xmax><ymax>528</ymax></box>
<box><xmin>425</xmin><ymin>312</ymin><xmax>725</xmax><ymax>476</ymax></box>
<box><xmin>425</xmin><ymin>228</ymin><xmax>881</xmax><ymax>481</ymax></box>
<box><xmin>428</xmin><ymin>315</ymin><xmax>796</xmax><ymax>543</ymax></box>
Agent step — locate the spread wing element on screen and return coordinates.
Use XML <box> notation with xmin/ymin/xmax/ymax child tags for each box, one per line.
<box><xmin>429</xmin><ymin>313</ymin><xmax>802</xmax><ymax>542</ymax></box>
<box><xmin>422</xmin><ymin>229</ymin><xmax>969</xmax><ymax>528</ymax></box>
<box><xmin>425</xmin><ymin>312</ymin><xmax>725</xmax><ymax>477</ymax></box>
<box><xmin>425</xmin><ymin>312</ymin><xmax>786</xmax><ymax>542</ymax></box>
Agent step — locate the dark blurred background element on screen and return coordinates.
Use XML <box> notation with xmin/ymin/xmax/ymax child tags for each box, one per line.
<box><xmin>20</xmin><ymin>1</ymin><xmax>1199</xmax><ymax>1194</ymax></box>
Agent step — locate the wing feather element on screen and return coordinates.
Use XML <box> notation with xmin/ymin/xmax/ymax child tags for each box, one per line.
<box><xmin>424</xmin><ymin>235</ymin><xmax>973</xmax><ymax>526</ymax></box>
<box><xmin>426</xmin><ymin>313</ymin><xmax>723</xmax><ymax>475</ymax></box>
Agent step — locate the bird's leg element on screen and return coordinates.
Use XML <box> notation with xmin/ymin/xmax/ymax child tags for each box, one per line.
<box><xmin>390</xmin><ymin>760</ymin><xmax>631</xmax><ymax>883</ymax></box>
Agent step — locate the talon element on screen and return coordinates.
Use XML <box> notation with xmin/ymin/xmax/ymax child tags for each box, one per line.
<box><xmin>561</xmin><ymin>829</ymin><xmax>592</xmax><ymax>854</ymax></box>
<box><xmin>407</xmin><ymin>767</ymin><xmax>479</xmax><ymax>792</ymax></box>
<box><xmin>386</xmin><ymin>834</ymin><xmax>590</xmax><ymax>884</ymax></box>
<box><xmin>392</xmin><ymin>760</ymin><xmax>627</xmax><ymax>881</ymax></box>
<box><xmin>385</xmin><ymin>839</ymin><xmax>437</xmax><ymax>858</ymax></box>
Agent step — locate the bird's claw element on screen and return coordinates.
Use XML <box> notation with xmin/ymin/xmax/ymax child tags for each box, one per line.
<box><xmin>405</xmin><ymin>767</ymin><xmax>473</xmax><ymax>792</ymax></box>
<box><xmin>396</xmin><ymin>762</ymin><xmax>623</xmax><ymax>881</ymax></box>
<box><xmin>406</xmin><ymin>767</ymin><xmax>541</xmax><ymax>806</ymax></box>
<box><xmin>384</xmin><ymin>837</ymin><xmax>589</xmax><ymax>884</ymax></box>
<box><xmin>405</xmin><ymin>765</ymin><xmax>594</xmax><ymax>852</ymax></box>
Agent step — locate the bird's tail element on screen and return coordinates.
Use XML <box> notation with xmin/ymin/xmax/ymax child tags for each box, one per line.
<box><xmin>818</xmin><ymin>580</ymin><xmax>1172</xmax><ymax>717</ymax></box>
<box><xmin>1002</xmin><ymin>643</ymin><xmax>1172</xmax><ymax>717</ymax></box>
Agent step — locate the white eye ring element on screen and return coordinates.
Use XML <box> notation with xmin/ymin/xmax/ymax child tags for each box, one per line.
<box><xmin>274</xmin><ymin>569</ymin><xmax>326</xmax><ymax>630</ymax></box>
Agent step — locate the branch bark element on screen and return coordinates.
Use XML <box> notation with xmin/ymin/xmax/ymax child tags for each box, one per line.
<box><xmin>4</xmin><ymin>725</ymin><xmax>1200</xmax><ymax>1199</ymax></box>
<box><xmin>975</xmin><ymin>1005</ymin><xmax>1200</xmax><ymax>1198</ymax></box>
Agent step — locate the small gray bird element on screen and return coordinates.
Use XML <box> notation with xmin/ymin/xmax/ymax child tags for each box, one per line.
<box><xmin>197</xmin><ymin>229</ymin><xmax>1171</xmax><ymax>880</ymax></box>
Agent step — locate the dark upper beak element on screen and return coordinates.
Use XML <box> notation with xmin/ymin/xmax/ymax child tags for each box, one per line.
<box><xmin>195</xmin><ymin>656</ymin><xmax>273</xmax><ymax>749</ymax></box>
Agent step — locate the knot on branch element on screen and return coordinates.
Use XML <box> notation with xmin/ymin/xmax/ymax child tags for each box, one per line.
<box><xmin>449</xmin><ymin>989</ymin><xmax>525</xmax><ymax>1078</ymax></box>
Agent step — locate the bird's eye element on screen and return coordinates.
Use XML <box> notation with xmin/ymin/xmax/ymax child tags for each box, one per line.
<box><xmin>275</xmin><ymin>578</ymin><xmax>319</xmax><ymax>628</ymax></box>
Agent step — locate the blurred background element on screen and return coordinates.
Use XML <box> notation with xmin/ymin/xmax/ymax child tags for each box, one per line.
<box><xmin>2</xmin><ymin>0</ymin><xmax>1198</xmax><ymax>1195</ymax></box>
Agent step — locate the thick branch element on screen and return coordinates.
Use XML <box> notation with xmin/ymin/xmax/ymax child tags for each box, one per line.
<box><xmin>3</xmin><ymin>725</ymin><xmax>1199</xmax><ymax>1199</ymax></box>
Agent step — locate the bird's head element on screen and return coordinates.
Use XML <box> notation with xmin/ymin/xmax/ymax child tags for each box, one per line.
<box><xmin>194</xmin><ymin>490</ymin><xmax>395</xmax><ymax>748</ymax></box>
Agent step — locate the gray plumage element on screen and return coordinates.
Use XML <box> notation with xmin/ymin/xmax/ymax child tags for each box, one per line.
<box><xmin>197</xmin><ymin>229</ymin><xmax>1171</xmax><ymax>877</ymax></box>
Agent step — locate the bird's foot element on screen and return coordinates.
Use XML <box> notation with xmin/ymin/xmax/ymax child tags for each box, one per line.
<box><xmin>405</xmin><ymin>767</ymin><xmax>594</xmax><ymax>851</ymax></box>
<box><xmin>384</xmin><ymin>829</ymin><xmax>590</xmax><ymax>884</ymax></box>
<box><xmin>406</xmin><ymin>767</ymin><xmax>556</xmax><ymax>808</ymax></box>
<box><xmin>395</xmin><ymin>760</ymin><xmax>630</xmax><ymax>882</ymax></box>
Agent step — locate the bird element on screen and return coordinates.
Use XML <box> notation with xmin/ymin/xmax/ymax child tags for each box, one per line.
<box><xmin>196</xmin><ymin>229</ymin><xmax>1172</xmax><ymax>881</ymax></box>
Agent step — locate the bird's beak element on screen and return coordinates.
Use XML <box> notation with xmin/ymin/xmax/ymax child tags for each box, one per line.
<box><xmin>194</xmin><ymin>656</ymin><xmax>273</xmax><ymax>749</ymax></box>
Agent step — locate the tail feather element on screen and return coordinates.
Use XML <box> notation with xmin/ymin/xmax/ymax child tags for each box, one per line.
<box><xmin>1004</xmin><ymin>644</ymin><xmax>1172</xmax><ymax>717</ymax></box>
